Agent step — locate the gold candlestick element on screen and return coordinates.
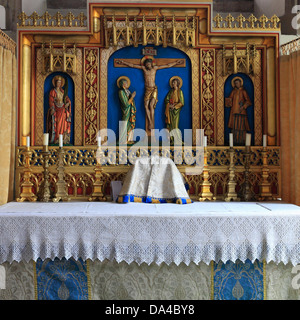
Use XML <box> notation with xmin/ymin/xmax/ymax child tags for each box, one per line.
<box><xmin>37</xmin><ymin>146</ymin><xmax>52</xmax><ymax>202</ymax></box>
<box><xmin>199</xmin><ymin>147</ymin><xmax>214</xmax><ymax>201</ymax></box>
<box><xmin>241</xmin><ymin>146</ymin><xmax>253</xmax><ymax>201</ymax></box>
<box><xmin>17</xmin><ymin>146</ymin><xmax>37</xmax><ymax>202</ymax></box>
<box><xmin>53</xmin><ymin>147</ymin><xmax>70</xmax><ymax>202</ymax></box>
<box><xmin>89</xmin><ymin>147</ymin><xmax>107</xmax><ymax>202</ymax></box>
<box><xmin>225</xmin><ymin>147</ymin><xmax>240</xmax><ymax>202</ymax></box>
<box><xmin>257</xmin><ymin>147</ymin><xmax>274</xmax><ymax>201</ymax></box>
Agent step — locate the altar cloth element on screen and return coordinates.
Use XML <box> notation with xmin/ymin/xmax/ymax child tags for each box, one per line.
<box><xmin>0</xmin><ymin>201</ymin><xmax>300</xmax><ymax>265</ymax></box>
<box><xmin>117</xmin><ymin>156</ymin><xmax>192</xmax><ymax>204</ymax></box>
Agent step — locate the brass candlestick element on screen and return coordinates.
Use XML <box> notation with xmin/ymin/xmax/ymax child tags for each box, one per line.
<box><xmin>225</xmin><ymin>147</ymin><xmax>240</xmax><ymax>202</ymax></box>
<box><xmin>37</xmin><ymin>146</ymin><xmax>52</xmax><ymax>202</ymax></box>
<box><xmin>89</xmin><ymin>147</ymin><xmax>107</xmax><ymax>202</ymax></box>
<box><xmin>241</xmin><ymin>146</ymin><xmax>253</xmax><ymax>201</ymax></box>
<box><xmin>53</xmin><ymin>147</ymin><xmax>70</xmax><ymax>202</ymax></box>
<box><xmin>17</xmin><ymin>146</ymin><xmax>37</xmax><ymax>202</ymax></box>
<box><xmin>257</xmin><ymin>147</ymin><xmax>274</xmax><ymax>201</ymax></box>
<box><xmin>199</xmin><ymin>147</ymin><xmax>214</xmax><ymax>201</ymax></box>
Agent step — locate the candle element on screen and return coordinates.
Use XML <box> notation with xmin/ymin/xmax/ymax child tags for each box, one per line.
<box><xmin>204</xmin><ymin>136</ymin><xmax>207</xmax><ymax>147</ymax></box>
<box><xmin>43</xmin><ymin>133</ymin><xmax>49</xmax><ymax>146</ymax></box>
<box><xmin>97</xmin><ymin>136</ymin><xmax>101</xmax><ymax>147</ymax></box>
<box><xmin>263</xmin><ymin>134</ymin><xmax>267</xmax><ymax>148</ymax></box>
<box><xmin>26</xmin><ymin>136</ymin><xmax>30</xmax><ymax>147</ymax></box>
<box><xmin>245</xmin><ymin>133</ymin><xmax>251</xmax><ymax>146</ymax></box>
<box><xmin>229</xmin><ymin>133</ymin><xmax>233</xmax><ymax>147</ymax></box>
<box><xmin>59</xmin><ymin>134</ymin><xmax>63</xmax><ymax>148</ymax></box>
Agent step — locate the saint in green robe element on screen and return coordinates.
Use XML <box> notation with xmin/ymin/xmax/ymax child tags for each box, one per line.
<box><xmin>164</xmin><ymin>87</ymin><xmax>184</xmax><ymax>145</ymax></box>
<box><xmin>118</xmin><ymin>88</ymin><xmax>136</xmax><ymax>144</ymax></box>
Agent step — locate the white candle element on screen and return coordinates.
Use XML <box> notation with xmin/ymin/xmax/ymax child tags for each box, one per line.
<box><xmin>229</xmin><ymin>133</ymin><xmax>233</xmax><ymax>147</ymax></box>
<box><xmin>43</xmin><ymin>133</ymin><xmax>49</xmax><ymax>146</ymax></box>
<box><xmin>263</xmin><ymin>134</ymin><xmax>267</xmax><ymax>148</ymax></box>
<box><xmin>26</xmin><ymin>136</ymin><xmax>30</xmax><ymax>147</ymax></box>
<box><xmin>204</xmin><ymin>136</ymin><xmax>207</xmax><ymax>147</ymax></box>
<box><xmin>97</xmin><ymin>136</ymin><xmax>101</xmax><ymax>147</ymax></box>
<box><xmin>245</xmin><ymin>133</ymin><xmax>251</xmax><ymax>146</ymax></box>
<box><xmin>59</xmin><ymin>134</ymin><xmax>63</xmax><ymax>148</ymax></box>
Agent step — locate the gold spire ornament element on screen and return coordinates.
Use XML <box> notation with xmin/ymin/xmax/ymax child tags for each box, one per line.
<box><xmin>257</xmin><ymin>146</ymin><xmax>274</xmax><ymax>201</ymax></box>
<box><xmin>16</xmin><ymin>146</ymin><xmax>37</xmax><ymax>202</ymax></box>
<box><xmin>225</xmin><ymin>147</ymin><xmax>240</xmax><ymax>202</ymax></box>
<box><xmin>199</xmin><ymin>145</ymin><xmax>215</xmax><ymax>201</ymax></box>
<box><xmin>37</xmin><ymin>145</ymin><xmax>52</xmax><ymax>202</ymax></box>
<box><xmin>240</xmin><ymin>145</ymin><xmax>253</xmax><ymax>201</ymax></box>
<box><xmin>89</xmin><ymin>146</ymin><xmax>107</xmax><ymax>202</ymax></box>
<box><xmin>53</xmin><ymin>146</ymin><xmax>70</xmax><ymax>202</ymax></box>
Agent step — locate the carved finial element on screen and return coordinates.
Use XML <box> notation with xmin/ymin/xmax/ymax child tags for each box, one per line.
<box><xmin>29</xmin><ymin>11</ymin><xmax>39</xmax><ymax>27</ymax></box>
<box><xmin>236</xmin><ymin>14</ymin><xmax>246</xmax><ymax>28</ymax></box>
<box><xmin>270</xmin><ymin>14</ymin><xmax>280</xmax><ymax>29</ymax></box>
<box><xmin>77</xmin><ymin>12</ymin><xmax>87</xmax><ymax>27</ymax></box>
<box><xmin>259</xmin><ymin>14</ymin><xmax>268</xmax><ymax>29</ymax></box>
<box><xmin>213</xmin><ymin>13</ymin><xmax>223</xmax><ymax>28</ymax></box>
<box><xmin>224</xmin><ymin>14</ymin><xmax>234</xmax><ymax>28</ymax></box>
<box><xmin>247</xmin><ymin>14</ymin><xmax>257</xmax><ymax>29</ymax></box>
<box><xmin>18</xmin><ymin>11</ymin><xmax>28</xmax><ymax>27</ymax></box>
<box><xmin>41</xmin><ymin>11</ymin><xmax>51</xmax><ymax>27</ymax></box>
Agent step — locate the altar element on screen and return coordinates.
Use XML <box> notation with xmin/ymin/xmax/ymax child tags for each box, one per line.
<box><xmin>0</xmin><ymin>201</ymin><xmax>300</xmax><ymax>300</ymax></box>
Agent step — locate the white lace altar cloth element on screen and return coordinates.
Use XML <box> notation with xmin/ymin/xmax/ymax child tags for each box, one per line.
<box><xmin>0</xmin><ymin>201</ymin><xmax>300</xmax><ymax>265</ymax></box>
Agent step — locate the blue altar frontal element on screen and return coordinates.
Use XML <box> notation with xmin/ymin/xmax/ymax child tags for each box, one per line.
<box><xmin>0</xmin><ymin>201</ymin><xmax>300</xmax><ymax>300</ymax></box>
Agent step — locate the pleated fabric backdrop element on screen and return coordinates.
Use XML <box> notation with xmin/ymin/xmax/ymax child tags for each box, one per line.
<box><xmin>280</xmin><ymin>49</ymin><xmax>300</xmax><ymax>206</ymax></box>
<box><xmin>0</xmin><ymin>30</ymin><xmax>17</xmax><ymax>205</ymax></box>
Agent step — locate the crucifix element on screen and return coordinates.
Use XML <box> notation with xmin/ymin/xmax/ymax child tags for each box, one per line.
<box><xmin>115</xmin><ymin>53</ymin><xmax>185</xmax><ymax>136</ymax></box>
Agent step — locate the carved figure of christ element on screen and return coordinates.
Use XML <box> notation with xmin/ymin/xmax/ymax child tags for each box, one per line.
<box><xmin>115</xmin><ymin>58</ymin><xmax>184</xmax><ymax>134</ymax></box>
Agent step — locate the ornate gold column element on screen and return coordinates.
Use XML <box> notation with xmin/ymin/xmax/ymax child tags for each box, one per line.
<box><xmin>267</xmin><ymin>46</ymin><xmax>276</xmax><ymax>146</ymax></box>
<box><xmin>21</xmin><ymin>38</ymin><xmax>31</xmax><ymax>146</ymax></box>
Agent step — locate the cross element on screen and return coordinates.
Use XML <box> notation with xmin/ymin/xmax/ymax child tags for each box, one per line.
<box><xmin>115</xmin><ymin>55</ymin><xmax>185</xmax><ymax>136</ymax></box>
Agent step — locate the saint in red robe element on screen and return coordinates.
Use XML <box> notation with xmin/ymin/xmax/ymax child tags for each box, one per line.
<box><xmin>47</xmin><ymin>86</ymin><xmax>71</xmax><ymax>145</ymax></box>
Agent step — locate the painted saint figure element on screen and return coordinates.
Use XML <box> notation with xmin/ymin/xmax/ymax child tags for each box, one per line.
<box><xmin>225</xmin><ymin>76</ymin><xmax>252</xmax><ymax>145</ymax></box>
<box><xmin>117</xmin><ymin>76</ymin><xmax>137</xmax><ymax>145</ymax></box>
<box><xmin>46</xmin><ymin>75</ymin><xmax>71</xmax><ymax>145</ymax></box>
<box><xmin>116</xmin><ymin>57</ymin><xmax>182</xmax><ymax>133</ymax></box>
<box><xmin>165</xmin><ymin>76</ymin><xmax>184</xmax><ymax>145</ymax></box>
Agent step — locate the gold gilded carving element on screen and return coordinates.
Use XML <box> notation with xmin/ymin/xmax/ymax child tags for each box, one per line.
<box><xmin>15</xmin><ymin>146</ymin><xmax>281</xmax><ymax>201</ymax></box>
<box><xmin>199</xmin><ymin>147</ymin><xmax>214</xmax><ymax>201</ymax></box>
<box><xmin>103</xmin><ymin>14</ymin><xmax>196</xmax><ymax>48</ymax></box>
<box><xmin>52</xmin><ymin>147</ymin><xmax>70</xmax><ymax>202</ymax></box>
<box><xmin>16</xmin><ymin>147</ymin><xmax>37</xmax><ymax>202</ymax></box>
<box><xmin>222</xmin><ymin>43</ymin><xmax>257</xmax><ymax>76</ymax></box>
<box><xmin>201</xmin><ymin>49</ymin><xmax>215</xmax><ymax>145</ymax></box>
<box><xmin>224</xmin><ymin>147</ymin><xmax>240</xmax><ymax>201</ymax></box>
<box><xmin>41</xmin><ymin>41</ymin><xmax>77</xmax><ymax>74</ymax></box>
<box><xmin>84</xmin><ymin>48</ymin><xmax>99</xmax><ymax>145</ymax></box>
<box><xmin>213</xmin><ymin>13</ymin><xmax>280</xmax><ymax>30</ymax></box>
<box><xmin>17</xmin><ymin>11</ymin><xmax>87</xmax><ymax>28</ymax></box>
<box><xmin>37</xmin><ymin>147</ymin><xmax>52</xmax><ymax>202</ymax></box>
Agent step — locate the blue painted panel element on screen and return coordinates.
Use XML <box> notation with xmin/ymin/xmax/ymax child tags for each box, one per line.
<box><xmin>107</xmin><ymin>45</ymin><xmax>192</xmax><ymax>142</ymax></box>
